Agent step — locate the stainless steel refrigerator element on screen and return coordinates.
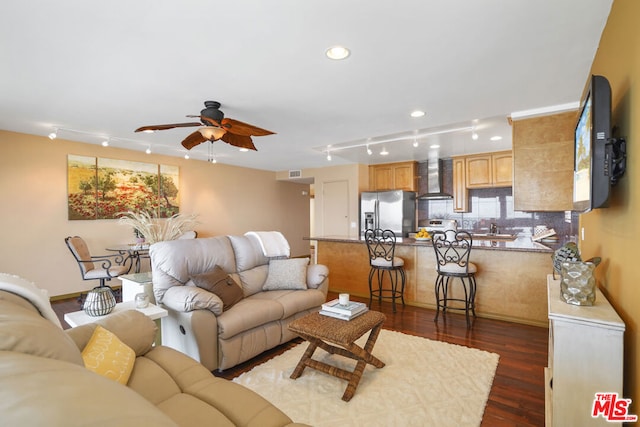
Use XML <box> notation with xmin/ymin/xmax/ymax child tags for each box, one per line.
<box><xmin>360</xmin><ymin>190</ymin><xmax>416</xmax><ymax>237</ymax></box>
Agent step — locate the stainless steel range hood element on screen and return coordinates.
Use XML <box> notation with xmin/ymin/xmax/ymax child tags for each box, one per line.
<box><xmin>417</xmin><ymin>159</ymin><xmax>453</xmax><ymax>200</ymax></box>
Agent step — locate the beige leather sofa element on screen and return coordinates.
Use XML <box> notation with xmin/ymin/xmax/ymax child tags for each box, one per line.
<box><xmin>0</xmin><ymin>281</ymin><xmax>307</xmax><ymax>426</ymax></box>
<box><xmin>151</xmin><ymin>234</ymin><xmax>329</xmax><ymax>371</ymax></box>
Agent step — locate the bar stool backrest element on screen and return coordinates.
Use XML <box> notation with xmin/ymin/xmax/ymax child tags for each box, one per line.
<box><xmin>364</xmin><ymin>229</ymin><xmax>399</xmax><ymax>267</ymax></box>
<box><xmin>432</xmin><ymin>230</ymin><xmax>473</xmax><ymax>274</ymax></box>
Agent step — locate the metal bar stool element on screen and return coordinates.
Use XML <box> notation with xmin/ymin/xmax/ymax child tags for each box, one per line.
<box><xmin>431</xmin><ymin>230</ymin><xmax>477</xmax><ymax>327</ymax></box>
<box><xmin>364</xmin><ymin>228</ymin><xmax>406</xmax><ymax>313</ymax></box>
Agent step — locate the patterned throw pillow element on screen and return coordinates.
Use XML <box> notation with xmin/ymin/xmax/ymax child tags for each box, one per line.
<box><xmin>82</xmin><ymin>325</ymin><xmax>135</xmax><ymax>385</ymax></box>
<box><xmin>190</xmin><ymin>265</ymin><xmax>244</xmax><ymax>311</ymax></box>
<box><xmin>262</xmin><ymin>258</ymin><xmax>309</xmax><ymax>291</ymax></box>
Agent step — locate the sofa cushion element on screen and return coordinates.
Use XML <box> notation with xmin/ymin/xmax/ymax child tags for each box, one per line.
<box><xmin>162</xmin><ymin>286</ymin><xmax>224</xmax><ymax>316</ymax></box>
<box><xmin>190</xmin><ymin>266</ymin><xmax>243</xmax><ymax>311</ymax></box>
<box><xmin>0</xmin><ymin>352</ymin><xmax>177</xmax><ymax>427</ymax></box>
<box><xmin>250</xmin><ymin>289</ymin><xmax>326</xmax><ymax>319</ymax></box>
<box><xmin>0</xmin><ymin>291</ymin><xmax>84</xmax><ymax>366</ymax></box>
<box><xmin>263</xmin><ymin>258</ymin><xmax>309</xmax><ymax>291</ymax></box>
<box><xmin>228</xmin><ymin>235</ymin><xmax>269</xmax><ymax>272</ymax></box>
<box><xmin>66</xmin><ymin>310</ymin><xmax>157</xmax><ymax>357</ymax></box>
<box><xmin>82</xmin><ymin>325</ymin><xmax>136</xmax><ymax>385</ymax></box>
<box><xmin>151</xmin><ymin>237</ymin><xmax>236</xmax><ymax>303</ymax></box>
<box><xmin>236</xmin><ymin>264</ymin><xmax>269</xmax><ymax>297</ymax></box>
<box><xmin>216</xmin><ymin>298</ymin><xmax>284</xmax><ymax>340</ymax></box>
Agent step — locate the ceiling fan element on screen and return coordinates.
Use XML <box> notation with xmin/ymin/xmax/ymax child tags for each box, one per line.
<box><xmin>135</xmin><ymin>101</ymin><xmax>275</xmax><ymax>151</ymax></box>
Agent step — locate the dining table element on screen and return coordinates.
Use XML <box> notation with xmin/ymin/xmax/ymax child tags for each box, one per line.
<box><xmin>105</xmin><ymin>243</ymin><xmax>150</xmax><ymax>274</ymax></box>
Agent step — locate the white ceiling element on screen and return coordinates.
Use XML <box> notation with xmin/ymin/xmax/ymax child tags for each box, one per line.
<box><xmin>0</xmin><ymin>0</ymin><xmax>612</xmax><ymax>171</ymax></box>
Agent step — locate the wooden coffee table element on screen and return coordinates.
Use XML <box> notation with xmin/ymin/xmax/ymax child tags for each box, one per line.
<box><xmin>288</xmin><ymin>310</ymin><xmax>386</xmax><ymax>401</ymax></box>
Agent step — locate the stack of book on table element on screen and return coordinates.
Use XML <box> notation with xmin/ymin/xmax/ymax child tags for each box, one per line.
<box><xmin>319</xmin><ymin>299</ymin><xmax>368</xmax><ymax>320</ymax></box>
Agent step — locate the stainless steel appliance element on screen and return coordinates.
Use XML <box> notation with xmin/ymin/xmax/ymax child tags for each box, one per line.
<box><xmin>422</xmin><ymin>218</ymin><xmax>458</xmax><ymax>233</ymax></box>
<box><xmin>360</xmin><ymin>190</ymin><xmax>416</xmax><ymax>237</ymax></box>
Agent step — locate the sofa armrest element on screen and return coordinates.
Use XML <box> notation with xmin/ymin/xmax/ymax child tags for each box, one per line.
<box><xmin>65</xmin><ymin>310</ymin><xmax>157</xmax><ymax>357</ymax></box>
<box><xmin>306</xmin><ymin>264</ymin><xmax>329</xmax><ymax>289</ymax></box>
<box><xmin>161</xmin><ymin>285</ymin><xmax>224</xmax><ymax>316</ymax></box>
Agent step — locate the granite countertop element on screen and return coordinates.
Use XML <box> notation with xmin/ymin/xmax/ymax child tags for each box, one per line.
<box><xmin>307</xmin><ymin>234</ymin><xmax>556</xmax><ymax>253</ymax></box>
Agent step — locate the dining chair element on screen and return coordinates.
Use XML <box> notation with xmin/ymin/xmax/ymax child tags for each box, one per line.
<box><xmin>364</xmin><ymin>228</ymin><xmax>406</xmax><ymax>312</ymax></box>
<box><xmin>431</xmin><ymin>230</ymin><xmax>477</xmax><ymax>327</ymax></box>
<box><xmin>65</xmin><ymin>236</ymin><xmax>130</xmax><ymax>289</ymax></box>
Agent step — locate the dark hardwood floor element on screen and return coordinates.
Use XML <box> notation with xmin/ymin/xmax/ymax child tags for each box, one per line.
<box><xmin>53</xmin><ymin>292</ymin><xmax>548</xmax><ymax>427</ymax></box>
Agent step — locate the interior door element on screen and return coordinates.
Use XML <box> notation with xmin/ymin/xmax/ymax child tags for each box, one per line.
<box><xmin>321</xmin><ymin>180</ymin><xmax>349</xmax><ymax>236</ymax></box>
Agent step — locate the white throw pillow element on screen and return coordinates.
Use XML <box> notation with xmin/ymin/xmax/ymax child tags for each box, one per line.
<box><xmin>262</xmin><ymin>258</ymin><xmax>309</xmax><ymax>291</ymax></box>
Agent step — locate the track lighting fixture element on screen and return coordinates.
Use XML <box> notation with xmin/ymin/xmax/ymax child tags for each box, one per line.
<box><xmin>326</xmin><ymin>152</ymin><xmax>332</xmax><ymax>161</ymax></box>
<box><xmin>145</xmin><ymin>145</ymin><xmax>152</xmax><ymax>154</ymax></box>
<box><xmin>366</xmin><ymin>145</ymin><xmax>372</xmax><ymax>155</ymax></box>
<box><xmin>472</xmin><ymin>131</ymin><xmax>479</xmax><ymax>140</ymax></box>
<box><xmin>101</xmin><ymin>139</ymin><xmax>109</xmax><ymax>147</ymax></box>
<box><xmin>413</xmin><ymin>138</ymin><xmax>419</xmax><ymax>148</ymax></box>
<box><xmin>48</xmin><ymin>129</ymin><xmax>57</xmax><ymax>140</ymax></box>
<box><xmin>184</xmin><ymin>154</ymin><xmax>190</xmax><ymax>160</ymax></box>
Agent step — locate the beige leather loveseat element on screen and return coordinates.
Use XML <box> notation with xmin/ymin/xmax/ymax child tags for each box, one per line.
<box><xmin>0</xmin><ymin>274</ymin><xmax>307</xmax><ymax>426</ymax></box>
<box><xmin>151</xmin><ymin>234</ymin><xmax>329</xmax><ymax>371</ymax></box>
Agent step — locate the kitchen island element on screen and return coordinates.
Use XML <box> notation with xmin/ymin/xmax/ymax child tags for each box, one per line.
<box><xmin>309</xmin><ymin>235</ymin><xmax>555</xmax><ymax>326</ymax></box>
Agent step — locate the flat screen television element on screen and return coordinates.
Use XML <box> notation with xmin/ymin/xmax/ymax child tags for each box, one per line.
<box><xmin>573</xmin><ymin>75</ymin><xmax>625</xmax><ymax>212</ymax></box>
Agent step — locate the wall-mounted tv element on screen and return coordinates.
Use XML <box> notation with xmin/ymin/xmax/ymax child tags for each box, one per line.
<box><xmin>573</xmin><ymin>75</ymin><xmax>626</xmax><ymax>212</ymax></box>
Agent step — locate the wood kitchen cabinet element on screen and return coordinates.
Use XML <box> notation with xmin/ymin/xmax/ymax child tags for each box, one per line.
<box><xmin>452</xmin><ymin>156</ymin><xmax>469</xmax><ymax>212</ymax></box>
<box><xmin>465</xmin><ymin>151</ymin><xmax>512</xmax><ymax>188</ymax></box>
<box><xmin>369</xmin><ymin>161</ymin><xmax>417</xmax><ymax>191</ymax></box>
<box><xmin>546</xmin><ymin>275</ymin><xmax>625</xmax><ymax>427</ymax></box>
<box><xmin>512</xmin><ymin>111</ymin><xmax>576</xmax><ymax>211</ymax></box>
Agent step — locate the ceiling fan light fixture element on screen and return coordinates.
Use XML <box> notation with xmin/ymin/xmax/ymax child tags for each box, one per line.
<box><xmin>325</xmin><ymin>46</ymin><xmax>350</xmax><ymax>60</ymax></box>
<box><xmin>199</xmin><ymin>126</ymin><xmax>226</xmax><ymax>141</ymax></box>
<box><xmin>239</xmin><ymin>148</ymin><xmax>249</xmax><ymax>152</ymax></box>
<box><xmin>142</xmin><ymin>129</ymin><xmax>155</xmax><ymax>134</ymax></box>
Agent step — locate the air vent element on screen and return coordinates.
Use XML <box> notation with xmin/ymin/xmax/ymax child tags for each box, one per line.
<box><xmin>288</xmin><ymin>169</ymin><xmax>302</xmax><ymax>179</ymax></box>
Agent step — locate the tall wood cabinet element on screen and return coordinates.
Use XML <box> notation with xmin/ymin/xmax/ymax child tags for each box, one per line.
<box><xmin>369</xmin><ymin>161</ymin><xmax>417</xmax><ymax>191</ymax></box>
<box><xmin>546</xmin><ymin>275</ymin><xmax>625</xmax><ymax>427</ymax></box>
<box><xmin>452</xmin><ymin>156</ymin><xmax>468</xmax><ymax>212</ymax></box>
<box><xmin>512</xmin><ymin>111</ymin><xmax>576</xmax><ymax>211</ymax></box>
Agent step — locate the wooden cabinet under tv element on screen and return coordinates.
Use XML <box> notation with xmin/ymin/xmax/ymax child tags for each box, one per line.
<box><xmin>546</xmin><ymin>275</ymin><xmax>625</xmax><ymax>427</ymax></box>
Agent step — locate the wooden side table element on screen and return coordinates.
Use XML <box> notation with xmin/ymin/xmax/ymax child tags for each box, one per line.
<box><xmin>288</xmin><ymin>310</ymin><xmax>386</xmax><ymax>401</ymax></box>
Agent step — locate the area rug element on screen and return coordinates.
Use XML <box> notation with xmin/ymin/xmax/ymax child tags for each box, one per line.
<box><xmin>233</xmin><ymin>329</ymin><xmax>499</xmax><ymax>427</ymax></box>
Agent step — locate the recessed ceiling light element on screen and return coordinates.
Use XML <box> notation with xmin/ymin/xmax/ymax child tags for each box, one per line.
<box><xmin>410</xmin><ymin>110</ymin><xmax>425</xmax><ymax>118</ymax></box>
<box><xmin>490</xmin><ymin>136</ymin><xmax>502</xmax><ymax>141</ymax></box>
<box><xmin>325</xmin><ymin>46</ymin><xmax>350</xmax><ymax>60</ymax></box>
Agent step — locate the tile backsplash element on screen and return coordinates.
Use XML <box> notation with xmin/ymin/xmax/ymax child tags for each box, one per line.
<box><xmin>417</xmin><ymin>159</ymin><xmax>578</xmax><ymax>240</ymax></box>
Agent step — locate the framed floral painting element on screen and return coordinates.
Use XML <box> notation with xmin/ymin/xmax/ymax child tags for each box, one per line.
<box><xmin>67</xmin><ymin>155</ymin><xmax>180</xmax><ymax>220</ymax></box>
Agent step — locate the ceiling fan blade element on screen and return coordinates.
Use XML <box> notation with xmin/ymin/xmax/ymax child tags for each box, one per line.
<box><xmin>135</xmin><ymin>122</ymin><xmax>202</xmax><ymax>132</ymax></box>
<box><xmin>221</xmin><ymin>118</ymin><xmax>275</xmax><ymax>137</ymax></box>
<box><xmin>181</xmin><ymin>130</ymin><xmax>208</xmax><ymax>150</ymax></box>
<box><xmin>221</xmin><ymin>132</ymin><xmax>257</xmax><ymax>151</ymax></box>
<box><xmin>199</xmin><ymin>116</ymin><xmax>222</xmax><ymax>127</ymax></box>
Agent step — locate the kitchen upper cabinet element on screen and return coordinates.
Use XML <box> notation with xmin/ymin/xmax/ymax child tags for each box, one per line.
<box><xmin>512</xmin><ymin>111</ymin><xmax>576</xmax><ymax>211</ymax></box>
<box><xmin>369</xmin><ymin>161</ymin><xmax>417</xmax><ymax>191</ymax></box>
<box><xmin>465</xmin><ymin>151</ymin><xmax>513</xmax><ymax>189</ymax></box>
<box><xmin>452</xmin><ymin>156</ymin><xmax>469</xmax><ymax>212</ymax></box>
